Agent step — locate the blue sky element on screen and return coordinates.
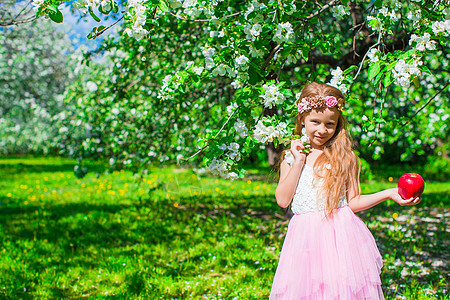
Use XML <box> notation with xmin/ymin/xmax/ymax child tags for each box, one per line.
<box><xmin>59</xmin><ymin>3</ymin><xmax>123</xmax><ymax>50</ymax></box>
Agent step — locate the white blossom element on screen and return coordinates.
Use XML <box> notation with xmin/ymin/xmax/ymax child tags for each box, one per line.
<box><xmin>86</xmin><ymin>81</ymin><xmax>98</xmax><ymax>92</ymax></box>
<box><xmin>260</xmin><ymin>84</ymin><xmax>285</xmax><ymax>108</ymax></box>
<box><xmin>124</xmin><ymin>0</ymin><xmax>149</xmax><ymax>41</ymax></box>
<box><xmin>367</xmin><ymin>48</ymin><xmax>380</xmax><ymax>64</ymax></box>
<box><xmin>273</xmin><ymin>22</ymin><xmax>294</xmax><ymax>44</ymax></box>
<box><xmin>253</xmin><ymin>120</ymin><xmax>288</xmax><ymax>144</ymax></box>
<box><xmin>328</xmin><ymin>67</ymin><xmax>348</xmax><ymax>93</ymax></box>
<box><xmin>392</xmin><ymin>59</ymin><xmax>422</xmax><ymax>87</ymax></box>
<box><xmin>226</xmin><ymin>102</ymin><xmax>238</xmax><ymax>115</ymax></box>
<box><xmin>234</xmin><ymin>119</ymin><xmax>248</xmax><ymax>137</ymax></box>
<box><xmin>331</xmin><ymin>5</ymin><xmax>348</xmax><ymax>19</ymax></box>
<box><xmin>244</xmin><ymin>23</ymin><xmax>262</xmax><ymax>40</ymax></box>
<box><xmin>235</xmin><ymin>55</ymin><xmax>249</xmax><ymax>67</ymax></box>
<box><xmin>432</xmin><ymin>20</ymin><xmax>450</xmax><ymax>36</ymax></box>
<box><xmin>249</xmin><ymin>45</ymin><xmax>264</xmax><ymax>58</ymax></box>
<box><xmin>31</xmin><ymin>0</ymin><xmax>45</xmax><ymax>10</ymax></box>
<box><xmin>409</xmin><ymin>33</ymin><xmax>436</xmax><ymax>51</ymax></box>
<box><xmin>193</xmin><ymin>66</ymin><xmax>204</xmax><ymax>75</ymax></box>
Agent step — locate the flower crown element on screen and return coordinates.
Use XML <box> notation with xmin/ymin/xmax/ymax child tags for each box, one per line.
<box><xmin>297</xmin><ymin>95</ymin><xmax>344</xmax><ymax>114</ymax></box>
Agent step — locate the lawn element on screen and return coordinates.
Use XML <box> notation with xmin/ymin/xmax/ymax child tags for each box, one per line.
<box><xmin>0</xmin><ymin>157</ymin><xmax>448</xmax><ymax>299</ymax></box>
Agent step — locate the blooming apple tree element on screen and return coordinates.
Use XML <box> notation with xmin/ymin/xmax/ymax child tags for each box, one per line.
<box><xmin>21</xmin><ymin>0</ymin><xmax>450</xmax><ymax>176</ymax></box>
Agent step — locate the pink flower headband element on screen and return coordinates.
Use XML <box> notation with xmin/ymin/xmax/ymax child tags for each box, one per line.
<box><xmin>297</xmin><ymin>95</ymin><xmax>344</xmax><ymax>114</ymax></box>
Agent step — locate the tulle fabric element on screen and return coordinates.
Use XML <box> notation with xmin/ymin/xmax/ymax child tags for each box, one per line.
<box><xmin>270</xmin><ymin>206</ymin><xmax>384</xmax><ymax>300</ymax></box>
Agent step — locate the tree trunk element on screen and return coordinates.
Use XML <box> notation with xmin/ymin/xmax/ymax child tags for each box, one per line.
<box><xmin>266</xmin><ymin>142</ymin><xmax>284</xmax><ymax>170</ymax></box>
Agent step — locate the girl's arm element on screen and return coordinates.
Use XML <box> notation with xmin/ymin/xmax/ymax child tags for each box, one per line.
<box><xmin>275</xmin><ymin>139</ymin><xmax>306</xmax><ymax>208</ymax></box>
<box><xmin>347</xmin><ymin>171</ymin><xmax>422</xmax><ymax>212</ymax></box>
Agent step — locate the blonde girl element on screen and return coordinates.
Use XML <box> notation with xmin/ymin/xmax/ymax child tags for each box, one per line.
<box><xmin>269</xmin><ymin>82</ymin><xmax>421</xmax><ymax>299</ymax></box>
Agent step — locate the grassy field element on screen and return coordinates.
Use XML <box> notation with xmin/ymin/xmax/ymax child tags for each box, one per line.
<box><xmin>0</xmin><ymin>157</ymin><xmax>448</xmax><ymax>299</ymax></box>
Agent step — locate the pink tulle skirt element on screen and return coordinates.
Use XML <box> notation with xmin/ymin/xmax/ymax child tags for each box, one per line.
<box><xmin>270</xmin><ymin>206</ymin><xmax>384</xmax><ymax>300</ymax></box>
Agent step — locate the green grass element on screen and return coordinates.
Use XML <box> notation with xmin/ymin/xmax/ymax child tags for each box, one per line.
<box><xmin>0</xmin><ymin>157</ymin><xmax>448</xmax><ymax>299</ymax></box>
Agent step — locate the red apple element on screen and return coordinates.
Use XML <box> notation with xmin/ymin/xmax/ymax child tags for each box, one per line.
<box><xmin>398</xmin><ymin>173</ymin><xmax>425</xmax><ymax>199</ymax></box>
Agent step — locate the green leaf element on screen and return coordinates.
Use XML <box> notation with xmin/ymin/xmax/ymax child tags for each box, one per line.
<box><xmin>47</xmin><ymin>4</ymin><xmax>57</xmax><ymax>13</ymax></box>
<box><xmin>343</xmin><ymin>65</ymin><xmax>358</xmax><ymax>75</ymax></box>
<box><xmin>368</xmin><ymin>61</ymin><xmax>382</xmax><ymax>81</ymax></box>
<box><xmin>112</xmin><ymin>0</ymin><xmax>119</xmax><ymax>13</ymax></box>
<box><xmin>383</xmin><ymin>72</ymin><xmax>393</xmax><ymax>87</ymax></box>
<box><xmin>48</xmin><ymin>8</ymin><xmax>63</xmax><ymax>23</ymax></box>
<box><xmin>159</xmin><ymin>0</ymin><xmax>169</xmax><ymax>12</ymax></box>
<box><xmin>89</xmin><ymin>7</ymin><xmax>101</xmax><ymax>22</ymax></box>
<box><xmin>248</xmin><ymin>65</ymin><xmax>262</xmax><ymax>85</ymax></box>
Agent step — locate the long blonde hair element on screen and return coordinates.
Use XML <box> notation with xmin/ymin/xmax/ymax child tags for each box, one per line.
<box><xmin>296</xmin><ymin>82</ymin><xmax>360</xmax><ymax>218</ymax></box>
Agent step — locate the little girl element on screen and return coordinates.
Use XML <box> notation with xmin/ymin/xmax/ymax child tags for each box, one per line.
<box><xmin>269</xmin><ymin>82</ymin><xmax>422</xmax><ymax>299</ymax></box>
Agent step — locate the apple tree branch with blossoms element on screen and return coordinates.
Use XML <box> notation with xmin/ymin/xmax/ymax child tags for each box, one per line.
<box><xmin>20</xmin><ymin>0</ymin><xmax>450</xmax><ymax>178</ymax></box>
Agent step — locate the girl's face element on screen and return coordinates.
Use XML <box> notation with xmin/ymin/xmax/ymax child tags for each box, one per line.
<box><xmin>302</xmin><ymin>108</ymin><xmax>340</xmax><ymax>149</ymax></box>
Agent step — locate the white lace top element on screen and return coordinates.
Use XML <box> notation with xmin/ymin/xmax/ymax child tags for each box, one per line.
<box><xmin>289</xmin><ymin>163</ymin><xmax>348</xmax><ymax>214</ymax></box>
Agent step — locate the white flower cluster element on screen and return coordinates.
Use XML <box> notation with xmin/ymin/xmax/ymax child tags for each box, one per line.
<box><xmin>253</xmin><ymin>120</ymin><xmax>288</xmax><ymax>144</ymax></box>
<box><xmin>366</xmin><ymin>16</ymin><xmax>383</xmax><ymax>32</ymax></box>
<box><xmin>367</xmin><ymin>48</ymin><xmax>380</xmax><ymax>64</ymax></box>
<box><xmin>124</xmin><ymin>0</ymin><xmax>148</xmax><ymax>41</ymax></box>
<box><xmin>273</xmin><ymin>22</ymin><xmax>294</xmax><ymax>44</ymax></box>
<box><xmin>235</xmin><ymin>55</ymin><xmax>249</xmax><ymax>70</ymax></box>
<box><xmin>207</xmin><ymin>158</ymin><xmax>239</xmax><ymax>181</ymax></box>
<box><xmin>409</xmin><ymin>33</ymin><xmax>436</xmax><ymax>51</ymax></box>
<box><xmin>260</xmin><ymin>84</ymin><xmax>285</xmax><ymax>108</ymax></box>
<box><xmin>379</xmin><ymin>7</ymin><xmax>400</xmax><ymax>21</ymax></box>
<box><xmin>392</xmin><ymin>59</ymin><xmax>422</xmax><ymax>87</ymax></box>
<box><xmin>234</xmin><ymin>119</ymin><xmax>248</xmax><ymax>138</ymax></box>
<box><xmin>186</xmin><ymin>61</ymin><xmax>204</xmax><ymax>75</ymax></box>
<box><xmin>432</xmin><ymin>20</ymin><xmax>450</xmax><ymax>36</ymax></box>
<box><xmin>219</xmin><ymin>142</ymin><xmax>241</xmax><ymax>161</ymax></box>
<box><xmin>249</xmin><ymin>45</ymin><xmax>265</xmax><ymax>58</ymax></box>
<box><xmin>72</xmin><ymin>0</ymin><xmax>108</xmax><ymax>14</ymax></box>
<box><xmin>31</xmin><ymin>0</ymin><xmax>45</xmax><ymax>10</ymax></box>
<box><xmin>330</xmin><ymin>5</ymin><xmax>349</xmax><ymax>19</ymax></box>
<box><xmin>202</xmin><ymin>47</ymin><xmax>216</xmax><ymax>70</ymax></box>
<box><xmin>328</xmin><ymin>67</ymin><xmax>348</xmax><ymax>93</ymax></box>
<box><xmin>244</xmin><ymin>23</ymin><xmax>262</xmax><ymax>41</ymax></box>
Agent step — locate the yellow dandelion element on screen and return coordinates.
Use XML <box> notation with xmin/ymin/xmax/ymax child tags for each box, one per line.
<box><xmin>220</xmin><ymin>191</ymin><xmax>224</xmax><ymax>195</ymax></box>
<box><xmin>31</xmin><ymin>195</ymin><xmax>36</xmax><ymax>201</ymax></box>
<box><xmin>247</xmin><ymin>180</ymin><xmax>251</xmax><ymax>185</ymax></box>
<box><xmin>6</xmin><ymin>193</ymin><xmax>12</xmax><ymax>197</ymax></box>
<box><xmin>43</xmin><ymin>188</ymin><xmax>48</xmax><ymax>192</ymax></box>
<box><xmin>393</xmin><ymin>213</ymin><xmax>399</xmax><ymax>219</ymax></box>
<box><xmin>107</xmin><ymin>190</ymin><xmax>116</xmax><ymax>195</ymax></box>
<box><xmin>243</xmin><ymin>191</ymin><xmax>249</xmax><ymax>196</ymax></box>
<box><xmin>255</xmin><ymin>186</ymin><xmax>260</xmax><ymax>190</ymax></box>
<box><xmin>174</xmin><ymin>203</ymin><xmax>179</xmax><ymax>208</ymax></box>
<box><xmin>24</xmin><ymin>201</ymin><xmax>29</xmax><ymax>205</ymax></box>
<box><xmin>36</xmin><ymin>185</ymin><xmax>40</xmax><ymax>190</ymax></box>
<box><xmin>81</xmin><ymin>183</ymin><xmax>86</xmax><ymax>188</ymax></box>
<box><xmin>170</xmin><ymin>178</ymin><xmax>174</xmax><ymax>182</ymax></box>
<box><xmin>35</xmin><ymin>180</ymin><xmax>40</xmax><ymax>184</ymax></box>
<box><xmin>44</xmin><ymin>177</ymin><xmax>48</xmax><ymax>181</ymax></box>
<box><xmin>215</xmin><ymin>187</ymin><xmax>220</xmax><ymax>192</ymax></box>
<box><xmin>52</xmin><ymin>190</ymin><xmax>57</xmax><ymax>195</ymax></box>
<box><xmin>388</xmin><ymin>177</ymin><xmax>394</xmax><ymax>182</ymax></box>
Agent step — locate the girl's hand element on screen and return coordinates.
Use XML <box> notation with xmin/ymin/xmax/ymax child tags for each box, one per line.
<box><xmin>290</xmin><ymin>139</ymin><xmax>306</xmax><ymax>165</ymax></box>
<box><xmin>388</xmin><ymin>188</ymin><xmax>422</xmax><ymax>206</ymax></box>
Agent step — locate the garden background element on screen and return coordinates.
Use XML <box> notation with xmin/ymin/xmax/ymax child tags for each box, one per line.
<box><xmin>1</xmin><ymin>0</ymin><xmax>449</xmax><ymax>299</ymax></box>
